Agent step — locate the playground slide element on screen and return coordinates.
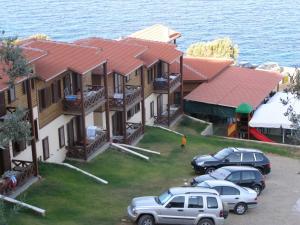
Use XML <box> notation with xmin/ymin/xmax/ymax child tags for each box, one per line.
<box><xmin>250</xmin><ymin>128</ymin><xmax>274</xmax><ymax>143</ymax></box>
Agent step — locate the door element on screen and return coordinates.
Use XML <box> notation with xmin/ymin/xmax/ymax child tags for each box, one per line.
<box><xmin>67</xmin><ymin>119</ymin><xmax>75</xmax><ymax>146</ymax></box>
<box><xmin>223</xmin><ymin>152</ymin><xmax>242</xmax><ymax>166</ymax></box>
<box><xmin>157</xmin><ymin>95</ymin><xmax>163</xmax><ymax>116</ymax></box>
<box><xmin>0</xmin><ymin>92</ymin><xmax>6</xmax><ymax>117</ymax></box>
<box><xmin>240</xmin><ymin>171</ymin><xmax>257</xmax><ymax>188</ymax></box>
<box><xmin>114</xmin><ymin>73</ymin><xmax>123</xmax><ymax>94</ymax></box>
<box><xmin>0</xmin><ymin>148</ymin><xmax>11</xmax><ymax>174</ymax></box>
<box><xmin>157</xmin><ymin>61</ymin><xmax>163</xmax><ymax>77</ymax></box>
<box><xmin>185</xmin><ymin>195</ymin><xmax>204</xmax><ymax>224</ymax></box>
<box><xmin>75</xmin><ymin>116</ymin><xmax>84</xmax><ymax>143</ymax></box>
<box><xmin>112</xmin><ymin>112</ymin><xmax>124</xmax><ymax>136</ymax></box>
<box><xmin>220</xmin><ymin>186</ymin><xmax>241</xmax><ymax>210</ymax></box>
<box><xmin>241</xmin><ymin>152</ymin><xmax>255</xmax><ymax>167</ymax></box>
<box><xmin>158</xmin><ymin>196</ymin><xmax>186</xmax><ymax>224</ymax></box>
<box><xmin>226</xmin><ymin>171</ymin><xmax>241</xmax><ymax>185</ymax></box>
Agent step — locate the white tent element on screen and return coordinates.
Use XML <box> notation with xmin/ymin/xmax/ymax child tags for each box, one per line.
<box><xmin>249</xmin><ymin>92</ymin><xmax>300</xmax><ymax>129</ymax></box>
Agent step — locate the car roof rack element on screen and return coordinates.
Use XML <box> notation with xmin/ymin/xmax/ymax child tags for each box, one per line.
<box><xmin>184</xmin><ymin>191</ymin><xmax>218</xmax><ymax>195</ymax></box>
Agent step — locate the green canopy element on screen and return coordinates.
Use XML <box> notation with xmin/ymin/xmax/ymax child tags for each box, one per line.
<box><xmin>235</xmin><ymin>103</ymin><xmax>253</xmax><ymax>114</ymax></box>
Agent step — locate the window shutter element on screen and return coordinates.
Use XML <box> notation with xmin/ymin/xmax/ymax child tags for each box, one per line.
<box><xmin>7</xmin><ymin>89</ymin><xmax>11</xmax><ymax>104</ymax></box>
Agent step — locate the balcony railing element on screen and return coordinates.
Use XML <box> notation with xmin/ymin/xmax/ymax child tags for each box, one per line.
<box><xmin>66</xmin><ymin>130</ymin><xmax>108</xmax><ymax>160</ymax></box>
<box><xmin>0</xmin><ymin>160</ymin><xmax>34</xmax><ymax>195</ymax></box>
<box><xmin>154</xmin><ymin>106</ymin><xmax>182</xmax><ymax>126</ymax></box>
<box><xmin>109</xmin><ymin>85</ymin><xmax>142</xmax><ymax>111</ymax></box>
<box><xmin>112</xmin><ymin>122</ymin><xmax>144</xmax><ymax>144</ymax></box>
<box><xmin>153</xmin><ymin>73</ymin><xmax>181</xmax><ymax>93</ymax></box>
<box><xmin>63</xmin><ymin>85</ymin><xmax>106</xmax><ymax>115</ymax></box>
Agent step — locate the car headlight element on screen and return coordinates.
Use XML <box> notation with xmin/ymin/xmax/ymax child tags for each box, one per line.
<box><xmin>196</xmin><ymin>161</ymin><xmax>205</xmax><ymax>166</ymax></box>
<box><xmin>132</xmin><ymin>207</ymin><xmax>137</xmax><ymax>215</ymax></box>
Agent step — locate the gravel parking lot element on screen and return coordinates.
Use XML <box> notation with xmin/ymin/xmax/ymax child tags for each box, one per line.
<box><xmin>227</xmin><ymin>154</ymin><xmax>300</xmax><ymax>225</ymax></box>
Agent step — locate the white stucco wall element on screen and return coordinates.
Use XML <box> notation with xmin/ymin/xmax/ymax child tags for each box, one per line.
<box><xmin>145</xmin><ymin>93</ymin><xmax>158</xmax><ymax>125</ymax></box>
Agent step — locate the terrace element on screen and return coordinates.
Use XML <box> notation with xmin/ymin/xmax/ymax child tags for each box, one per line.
<box><xmin>154</xmin><ymin>105</ymin><xmax>182</xmax><ymax>126</ymax></box>
<box><xmin>112</xmin><ymin>122</ymin><xmax>143</xmax><ymax>144</ymax></box>
<box><xmin>109</xmin><ymin>85</ymin><xmax>142</xmax><ymax>111</ymax></box>
<box><xmin>153</xmin><ymin>73</ymin><xmax>181</xmax><ymax>93</ymax></box>
<box><xmin>63</xmin><ymin>85</ymin><xmax>106</xmax><ymax>115</ymax></box>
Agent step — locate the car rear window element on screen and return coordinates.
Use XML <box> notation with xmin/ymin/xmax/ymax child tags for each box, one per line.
<box><xmin>207</xmin><ymin>197</ymin><xmax>218</xmax><ymax>209</ymax></box>
<box><xmin>242</xmin><ymin>171</ymin><xmax>256</xmax><ymax>180</ymax></box>
<box><xmin>222</xmin><ymin>186</ymin><xmax>240</xmax><ymax>195</ymax></box>
<box><xmin>242</xmin><ymin>152</ymin><xmax>255</xmax><ymax>162</ymax></box>
<box><xmin>188</xmin><ymin>196</ymin><xmax>203</xmax><ymax>208</ymax></box>
<box><xmin>254</xmin><ymin>153</ymin><xmax>264</xmax><ymax>161</ymax></box>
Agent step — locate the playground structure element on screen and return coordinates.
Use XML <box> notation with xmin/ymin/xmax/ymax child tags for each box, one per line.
<box><xmin>227</xmin><ymin>103</ymin><xmax>274</xmax><ymax>143</ymax></box>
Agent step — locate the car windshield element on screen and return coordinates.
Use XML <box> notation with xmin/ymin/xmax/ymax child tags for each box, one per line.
<box><xmin>197</xmin><ymin>181</ymin><xmax>210</xmax><ymax>188</ymax></box>
<box><xmin>157</xmin><ymin>190</ymin><xmax>173</xmax><ymax>205</ymax></box>
<box><xmin>210</xmin><ymin>168</ymin><xmax>231</xmax><ymax>179</ymax></box>
<box><xmin>213</xmin><ymin>148</ymin><xmax>234</xmax><ymax>160</ymax></box>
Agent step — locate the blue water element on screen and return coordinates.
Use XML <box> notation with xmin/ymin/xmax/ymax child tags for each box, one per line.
<box><xmin>1</xmin><ymin>0</ymin><xmax>300</xmax><ymax>66</ymax></box>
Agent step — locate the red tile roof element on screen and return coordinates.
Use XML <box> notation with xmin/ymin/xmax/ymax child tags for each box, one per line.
<box><xmin>0</xmin><ymin>47</ymin><xmax>47</xmax><ymax>91</ymax></box>
<box><xmin>129</xmin><ymin>24</ymin><xmax>181</xmax><ymax>43</ymax></box>
<box><xmin>121</xmin><ymin>37</ymin><xmax>183</xmax><ymax>67</ymax></box>
<box><xmin>185</xmin><ymin>66</ymin><xmax>283</xmax><ymax>109</ymax></box>
<box><xmin>74</xmin><ymin>38</ymin><xmax>146</xmax><ymax>76</ymax></box>
<box><xmin>171</xmin><ymin>57</ymin><xmax>233</xmax><ymax>82</ymax></box>
<box><xmin>21</xmin><ymin>40</ymin><xmax>106</xmax><ymax>81</ymax></box>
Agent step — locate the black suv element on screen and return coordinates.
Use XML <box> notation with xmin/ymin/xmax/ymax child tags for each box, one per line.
<box><xmin>191</xmin><ymin>166</ymin><xmax>266</xmax><ymax>195</ymax></box>
<box><xmin>191</xmin><ymin>147</ymin><xmax>271</xmax><ymax>174</ymax></box>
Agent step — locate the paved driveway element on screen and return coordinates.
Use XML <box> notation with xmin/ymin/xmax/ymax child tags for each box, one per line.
<box><xmin>227</xmin><ymin>154</ymin><xmax>300</xmax><ymax>225</ymax></box>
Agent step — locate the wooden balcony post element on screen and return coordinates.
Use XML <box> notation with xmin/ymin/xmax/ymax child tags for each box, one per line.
<box><xmin>180</xmin><ymin>55</ymin><xmax>184</xmax><ymax>112</ymax></box>
<box><xmin>26</xmin><ymin>78</ymin><xmax>38</xmax><ymax>176</ymax></box>
<box><xmin>122</xmin><ymin>76</ymin><xmax>127</xmax><ymax>143</ymax></box>
<box><xmin>140</xmin><ymin>67</ymin><xmax>145</xmax><ymax>132</ymax></box>
<box><xmin>80</xmin><ymin>74</ymin><xmax>88</xmax><ymax>160</ymax></box>
<box><xmin>103</xmin><ymin>62</ymin><xmax>110</xmax><ymax>142</ymax></box>
<box><xmin>167</xmin><ymin>64</ymin><xmax>171</xmax><ymax>127</ymax></box>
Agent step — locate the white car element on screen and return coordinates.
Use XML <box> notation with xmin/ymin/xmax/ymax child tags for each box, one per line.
<box><xmin>197</xmin><ymin>180</ymin><xmax>257</xmax><ymax>215</ymax></box>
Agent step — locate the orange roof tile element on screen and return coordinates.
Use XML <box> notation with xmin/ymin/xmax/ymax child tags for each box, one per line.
<box><xmin>185</xmin><ymin>66</ymin><xmax>283</xmax><ymax>109</ymax></box>
<box><xmin>21</xmin><ymin>40</ymin><xmax>106</xmax><ymax>81</ymax></box>
<box><xmin>0</xmin><ymin>47</ymin><xmax>47</xmax><ymax>91</ymax></box>
<box><xmin>129</xmin><ymin>24</ymin><xmax>181</xmax><ymax>43</ymax></box>
<box><xmin>74</xmin><ymin>38</ymin><xmax>146</xmax><ymax>76</ymax></box>
<box><xmin>122</xmin><ymin>37</ymin><xmax>183</xmax><ymax>67</ymax></box>
<box><xmin>171</xmin><ymin>57</ymin><xmax>233</xmax><ymax>82</ymax></box>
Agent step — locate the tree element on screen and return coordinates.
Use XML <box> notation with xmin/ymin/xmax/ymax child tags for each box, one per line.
<box><xmin>186</xmin><ymin>37</ymin><xmax>239</xmax><ymax>61</ymax></box>
<box><xmin>281</xmin><ymin>68</ymin><xmax>300</xmax><ymax>143</ymax></box>
<box><xmin>0</xmin><ymin>33</ymin><xmax>33</xmax><ymax>150</ymax></box>
<box><xmin>28</xmin><ymin>33</ymin><xmax>50</xmax><ymax>40</ymax></box>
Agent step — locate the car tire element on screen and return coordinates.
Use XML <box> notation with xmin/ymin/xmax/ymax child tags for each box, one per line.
<box><xmin>252</xmin><ymin>185</ymin><xmax>262</xmax><ymax>196</ymax></box>
<box><xmin>138</xmin><ymin>215</ymin><xmax>155</xmax><ymax>225</ymax></box>
<box><xmin>205</xmin><ymin>167</ymin><xmax>216</xmax><ymax>174</ymax></box>
<box><xmin>234</xmin><ymin>202</ymin><xmax>248</xmax><ymax>215</ymax></box>
<box><xmin>198</xmin><ymin>218</ymin><xmax>214</xmax><ymax>225</ymax></box>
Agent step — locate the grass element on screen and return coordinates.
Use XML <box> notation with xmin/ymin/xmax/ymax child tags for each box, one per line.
<box><xmin>6</xmin><ymin>117</ymin><xmax>298</xmax><ymax>225</ymax></box>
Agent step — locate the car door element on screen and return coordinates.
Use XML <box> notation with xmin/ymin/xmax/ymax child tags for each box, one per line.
<box><xmin>240</xmin><ymin>171</ymin><xmax>256</xmax><ymax>188</ymax></box>
<box><xmin>225</xmin><ymin>171</ymin><xmax>241</xmax><ymax>185</ymax></box>
<box><xmin>220</xmin><ymin>186</ymin><xmax>241</xmax><ymax>210</ymax></box>
<box><xmin>241</xmin><ymin>152</ymin><xmax>255</xmax><ymax>167</ymax></box>
<box><xmin>185</xmin><ymin>195</ymin><xmax>205</xmax><ymax>224</ymax></box>
<box><xmin>224</xmin><ymin>152</ymin><xmax>242</xmax><ymax>166</ymax></box>
<box><xmin>159</xmin><ymin>196</ymin><xmax>187</xmax><ymax>224</ymax></box>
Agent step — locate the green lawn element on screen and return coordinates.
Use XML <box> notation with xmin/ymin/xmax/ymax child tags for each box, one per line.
<box><xmin>5</xmin><ymin>117</ymin><xmax>298</xmax><ymax>225</ymax></box>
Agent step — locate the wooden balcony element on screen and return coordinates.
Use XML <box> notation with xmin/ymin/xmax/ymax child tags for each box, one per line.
<box><xmin>154</xmin><ymin>106</ymin><xmax>182</xmax><ymax>126</ymax></box>
<box><xmin>112</xmin><ymin>122</ymin><xmax>144</xmax><ymax>144</ymax></box>
<box><xmin>66</xmin><ymin>130</ymin><xmax>108</xmax><ymax>160</ymax></box>
<box><xmin>109</xmin><ymin>85</ymin><xmax>142</xmax><ymax>111</ymax></box>
<box><xmin>63</xmin><ymin>85</ymin><xmax>106</xmax><ymax>115</ymax></box>
<box><xmin>0</xmin><ymin>160</ymin><xmax>34</xmax><ymax>196</ymax></box>
<box><xmin>153</xmin><ymin>73</ymin><xmax>181</xmax><ymax>93</ymax></box>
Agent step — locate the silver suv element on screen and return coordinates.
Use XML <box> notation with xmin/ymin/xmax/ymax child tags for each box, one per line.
<box><xmin>127</xmin><ymin>187</ymin><xmax>228</xmax><ymax>225</ymax></box>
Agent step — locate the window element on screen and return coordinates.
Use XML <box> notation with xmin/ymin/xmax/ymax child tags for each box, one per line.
<box><xmin>150</xmin><ymin>101</ymin><xmax>154</xmax><ymax>118</ymax></box>
<box><xmin>58</xmin><ymin>126</ymin><xmax>65</xmax><ymax>148</ymax></box>
<box><xmin>127</xmin><ymin>103</ymin><xmax>140</xmax><ymax>120</ymax></box>
<box><xmin>38</xmin><ymin>87</ymin><xmax>52</xmax><ymax>111</ymax></box>
<box><xmin>22</xmin><ymin>81</ymin><xmax>27</xmax><ymax>94</ymax></box>
<box><xmin>207</xmin><ymin>197</ymin><xmax>218</xmax><ymax>209</ymax></box>
<box><xmin>135</xmin><ymin>103</ymin><xmax>140</xmax><ymax>113</ymax></box>
<box><xmin>135</xmin><ymin>67</ymin><xmax>142</xmax><ymax>77</ymax></box>
<box><xmin>167</xmin><ymin>196</ymin><xmax>185</xmax><ymax>208</ymax></box>
<box><xmin>42</xmin><ymin>137</ymin><xmax>50</xmax><ymax>160</ymax></box>
<box><xmin>31</xmin><ymin>79</ymin><xmax>35</xmax><ymax>89</ymax></box>
<box><xmin>226</xmin><ymin>152</ymin><xmax>241</xmax><ymax>162</ymax></box>
<box><xmin>212</xmin><ymin>186</ymin><xmax>222</xmax><ymax>194</ymax></box>
<box><xmin>34</xmin><ymin>119</ymin><xmax>39</xmax><ymax>141</ymax></box>
<box><xmin>188</xmin><ymin>196</ymin><xmax>203</xmax><ymax>208</ymax></box>
<box><xmin>147</xmin><ymin>68</ymin><xmax>154</xmax><ymax>84</ymax></box>
<box><xmin>242</xmin><ymin>152</ymin><xmax>255</xmax><ymax>162</ymax></box>
<box><xmin>241</xmin><ymin>171</ymin><xmax>256</xmax><ymax>180</ymax></box>
<box><xmin>226</xmin><ymin>172</ymin><xmax>241</xmax><ymax>182</ymax></box>
<box><xmin>7</xmin><ymin>85</ymin><xmax>16</xmax><ymax>103</ymax></box>
<box><xmin>51</xmin><ymin>80</ymin><xmax>62</xmax><ymax>103</ymax></box>
<box><xmin>12</xmin><ymin>140</ymin><xmax>26</xmax><ymax>157</ymax></box>
<box><xmin>222</xmin><ymin>186</ymin><xmax>240</xmax><ymax>195</ymax></box>
<box><xmin>254</xmin><ymin>153</ymin><xmax>264</xmax><ymax>161</ymax></box>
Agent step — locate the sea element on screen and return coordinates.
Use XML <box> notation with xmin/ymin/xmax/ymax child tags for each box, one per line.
<box><xmin>0</xmin><ymin>0</ymin><xmax>299</xmax><ymax>66</ymax></box>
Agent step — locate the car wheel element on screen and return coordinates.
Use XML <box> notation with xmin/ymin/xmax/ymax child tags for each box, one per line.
<box><xmin>253</xmin><ymin>185</ymin><xmax>262</xmax><ymax>196</ymax></box>
<box><xmin>234</xmin><ymin>202</ymin><xmax>248</xmax><ymax>215</ymax></box>
<box><xmin>198</xmin><ymin>218</ymin><xmax>214</xmax><ymax>225</ymax></box>
<box><xmin>138</xmin><ymin>215</ymin><xmax>155</xmax><ymax>225</ymax></box>
<box><xmin>205</xmin><ymin>167</ymin><xmax>215</xmax><ymax>174</ymax></box>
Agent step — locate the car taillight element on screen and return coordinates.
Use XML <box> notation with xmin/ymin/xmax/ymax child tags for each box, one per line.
<box><xmin>219</xmin><ymin>210</ymin><xmax>224</xmax><ymax>217</ymax></box>
<box><xmin>267</xmin><ymin>163</ymin><xmax>271</xmax><ymax>169</ymax></box>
